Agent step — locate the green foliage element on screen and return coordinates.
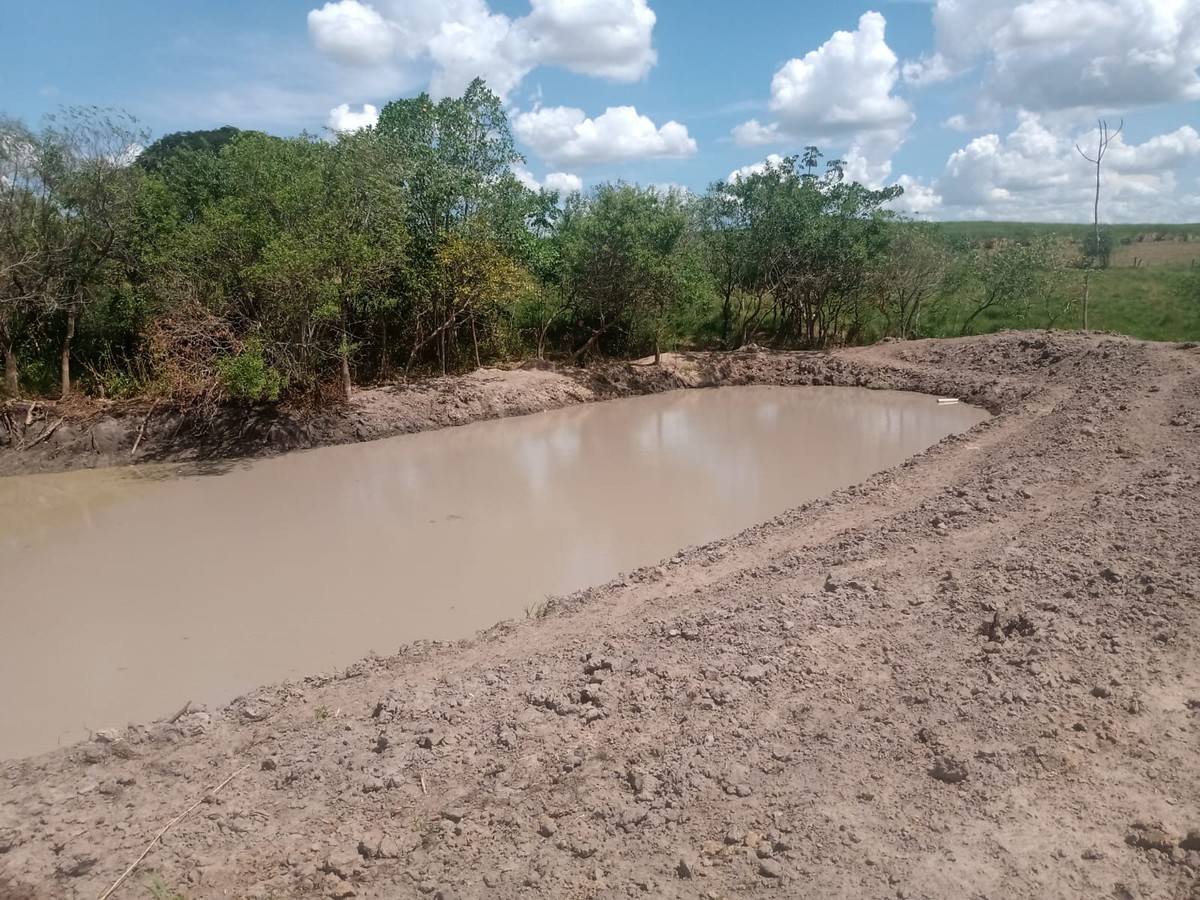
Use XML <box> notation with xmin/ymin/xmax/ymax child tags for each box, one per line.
<box><xmin>5</xmin><ymin>84</ymin><xmax>1198</xmax><ymax>404</ymax></box>
<box><xmin>869</xmin><ymin>223</ymin><xmax>951</xmax><ymax>339</ymax></box>
<box><xmin>98</xmin><ymin>368</ymin><xmax>142</xmax><ymax>400</ymax></box>
<box><xmin>556</xmin><ymin>182</ymin><xmax>696</xmax><ymax>360</ymax></box>
<box><xmin>428</xmin><ymin>228</ymin><xmax>531</xmax><ymax>369</ymax></box>
<box><xmin>0</xmin><ymin>107</ymin><xmax>148</xmax><ymax>396</ymax></box>
<box><xmin>1082</xmin><ymin>228</ymin><xmax>1113</xmax><ymax>268</ymax></box>
<box><xmin>145</xmin><ymin>872</ymin><xmax>186</xmax><ymax>900</ymax></box>
<box><xmin>376</xmin><ymin>78</ymin><xmax>523</xmax><ymax>241</ymax></box>
<box><xmin>709</xmin><ymin>155</ymin><xmax>902</xmax><ymax>347</ymax></box>
<box><xmin>1086</xmin><ymin>268</ymin><xmax>1198</xmax><ymax>340</ymax></box>
<box><xmin>911</xmin><ymin>227</ymin><xmax>1197</xmax><ymax>341</ymax></box>
<box><xmin>1183</xmin><ymin>271</ymin><xmax>1200</xmax><ymax>337</ymax></box>
<box><xmin>136</xmin><ymin>127</ymin><xmax>412</xmax><ymax>396</ymax></box>
<box><xmin>693</xmin><ymin>188</ymin><xmax>761</xmax><ymax>348</ymax></box>
<box><xmin>214</xmin><ymin>338</ymin><xmax>286</xmax><ymax>404</ymax></box>
<box><xmin>136</xmin><ymin>126</ymin><xmax>248</xmax><ymax>173</ymax></box>
<box><xmin>948</xmin><ymin>239</ymin><xmax>1065</xmax><ymax>335</ymax></box>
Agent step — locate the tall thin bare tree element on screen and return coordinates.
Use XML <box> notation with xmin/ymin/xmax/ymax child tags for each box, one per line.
<box><xmin>1076</xmin><ymin>118</ymin><xmax>1122</xmax><ymax>330</ymax></box>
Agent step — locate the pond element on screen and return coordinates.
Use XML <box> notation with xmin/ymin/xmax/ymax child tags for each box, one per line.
<box><xmin>0</xmin><ymin>386</ymin><xmax>988</xmax><ymax>757</ymax></box>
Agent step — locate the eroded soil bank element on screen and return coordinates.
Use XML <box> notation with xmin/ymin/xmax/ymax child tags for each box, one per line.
<box><xmin>3</xmin><ymin>339</ymin><xmax>1006</xmax><ymax>479</ymax></box>
<box><xmin>2</xmin><ymin>331</ymin><xmax>1200</xmax><ymax>900</ymax></box>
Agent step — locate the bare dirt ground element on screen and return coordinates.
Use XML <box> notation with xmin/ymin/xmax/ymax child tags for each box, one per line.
<box><xmin>2</xmin><ymin>331</ymin><xmax>1200</xmax><ymax>900</ymax></box>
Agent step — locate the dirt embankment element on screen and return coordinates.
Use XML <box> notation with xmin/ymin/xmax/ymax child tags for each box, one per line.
<box><xmin>2</xmin><ymin>332</ymin><xmax>1200</xmax><ymax>900</ymax></box>
<box><xmin>3</xmin><ymin>340</ymin><xmax>1012</xmax><ymax>478</ymax></box>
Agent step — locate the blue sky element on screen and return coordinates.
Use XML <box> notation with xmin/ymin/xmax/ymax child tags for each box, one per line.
<box><xmin>4</xmin><ymin>0</ymin><xmax>1199</xmax><ymax>221</ymax></box>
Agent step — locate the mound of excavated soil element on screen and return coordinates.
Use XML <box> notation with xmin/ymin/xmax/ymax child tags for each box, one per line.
<box><xmin>2</xmin><ymin>331</ymin><xmax>1200</xmax><ymax>900</ymax></box>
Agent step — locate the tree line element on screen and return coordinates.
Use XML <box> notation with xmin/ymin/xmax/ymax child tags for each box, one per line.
<box><xmin>1</xmin><ymin>79</ymin><xmax>1083</xmax><ymax>407</ymax></box>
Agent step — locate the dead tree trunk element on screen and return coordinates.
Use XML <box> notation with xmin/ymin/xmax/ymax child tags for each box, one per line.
<box><xmin>569</xmin><ymin>328</ymin><xmax>605</xmax><ymax>363</ymax></box>
<box><xmin>3</xmin><ymin>340</ymin><xmax>17</xmax><ymax>397</ymax></box>
<box><xmin>1076</xmin><ymin>118</ymin><xmax>1122</xmax><ymax>331</ymax></box>
<box><xmin>470</xmin><ymin>309</ymin><xmax>481</xmax><ymax>370</ymax></box>
<box><xmin>60</xmin><ymin>308</ymin><xmax>75</xmax><ymax>399</ymax></box>
<box><xmin>340</xmin><ymin>299</ymin><xmax>353</xmax><ymax>401</ymax></box>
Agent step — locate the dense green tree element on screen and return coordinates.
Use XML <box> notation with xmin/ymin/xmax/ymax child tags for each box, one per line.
<box><xmin>136</xmin><ymin>126</ymin><xmax>250</xmax><ymax>173</ymax></box>
<box><xmin>693</xmin><ymin>188</ymin><xmax>774</xmax><ymax>348</ymax></box>
<box><xmin>140</xmin><ymin>129</ymin><xmax>408</xmax><ymax>401</ymax></box>
<box><xmin>0</xmin><ymin>116</ymin><xmax>40</xmax><ymax>395</ymax></box>
<box><xmin>13</xmin><ymin>80</ymin><xmax>1122</xmax><ymax>407</ymax></box>
<box><xmin>711</xmin><ymin>156</ymin><xmax>901</xmax><ymax>347</ymax></box>
<box><xmin>375</xmin><ymin>78</ymin><xmax>523</xmax><ymax>240</ymax></box>
<box><xmin>557</xmin><ymin>183</ymin><xmax>695</xmax><ymax>363</ymax></box>
<box><xmin>375</xmin><ymin>78</ymin><xmax>536</xmax><ymax>374</ymax></box>
<box><xmin>870</xmin><ymin>223</ymin><xmax>950</xmax><ymax>339</ymax></box>
<box><xmin>0</xmin><ymin>108</ymin><xmax>145</xmax><ymax>397</ymax></box>
<box><xmin>421</xmin><ymin>227</ymin><xmax>530</xmax><ymax>373</ymax></box>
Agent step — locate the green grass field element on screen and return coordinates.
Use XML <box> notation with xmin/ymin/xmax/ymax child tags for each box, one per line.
<box><xmin>925</xmin><ymin>223</ymin><xmax>1200</xmax><ymax>343</ymax></box>
<box><xmin>938</xmin><ymin>221</ymin><xmax>1200</xmax><ymax>246</ymax></box>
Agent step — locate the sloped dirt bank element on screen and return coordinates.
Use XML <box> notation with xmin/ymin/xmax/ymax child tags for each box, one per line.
<box><xmin>4</xmin><ymin>335</ymin><xmax>1014</xmax><ymax>478</ymax></box>
<box><xmin>2</xmin><ymin>331</ymin><xmax>1200</xmax><ymax>900</ymax></box>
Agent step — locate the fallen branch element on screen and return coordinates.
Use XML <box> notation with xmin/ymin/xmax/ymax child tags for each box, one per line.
<box><xmin>167</xmin><ymin>700</ymin><xmax>192</xmax><ymax>724</ymax></box>
<box><xmin>13</xmin><ymin>402</ymin><xmax>37</xmax><ymax>450</ymax></box>
<box><xmin>97</xmin><ymin>762</ymin><xmax>251</xmax><ymax>900</ymax></box>
<box><xmin>569</xmin><ymin>328</ymin><xmax>606</xmax><ymax>362</ymax></box>
<box><xmin>23</xmin><ymin>417</ymin><xmax>64</xmax><ymax>450</ymax></box>
<box><xmin>131</xmin><ymin>403</ymin><xmax>157</xmax><ymax>456</ymax></box>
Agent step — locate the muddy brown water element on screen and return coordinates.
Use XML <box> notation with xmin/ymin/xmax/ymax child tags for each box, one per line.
<box><xmin>0</xmin><ymin>386</ymin><xmax>987</xmax><ymax>758</ymax></box>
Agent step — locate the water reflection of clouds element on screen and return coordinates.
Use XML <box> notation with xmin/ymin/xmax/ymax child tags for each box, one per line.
<box><xmin>634</xmin><ymin>399</ymin><xmax>763</xmax><ymax>504</ymax></box>
<box><xmin>511</xmin><ymin>420</ymin><xmax>583</xmax><ymax>498</ymax></box>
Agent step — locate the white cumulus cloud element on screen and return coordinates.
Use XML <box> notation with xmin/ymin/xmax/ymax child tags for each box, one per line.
<box><xmin>424</xmin><ymin>3</ymin><xmax>527</xmax><ymax>100</ymax></box>
<box><xmin>1104</xmin><ymin>125</ymin><xmax>1200</xmax><ymax>172</ymax></box>
<box><xmin>901</xmin><ymin>51</ymin><xmax>957</xmax><ymax>87</ymax></box>
<box><xmin>543</xmin><ymin>171</ymin><xmax>585</xmax><ymax>195</ymax></box>
<box><xmin>727</xmin><ymin>153</ymin><xmax>787</xmax><ymax>183</ymax></box>
<box><xmin>908</xmin><ymin>0</ymin><xmax>1200</xmax><ymax>112</ymax></box>
<box><xmin>327</xmin><ymin>102</ymin><xmax>379</xmax><ymax>132</ymax></box>
<box><xmin>732</xmin><ymin>12</ymin><xmax>914</xmax><ymax>197</ymax></box>
<box><xmin>934</xmin><ymin>114</ymin><xmax>1200</xmax><ymax>220</ymax></box>
<box><xmin>513</xmin><ymin>105</ymin><xmax>697</xmax><ymax>168</ymax></box>
<box><xmin>890</xmin><ymin>175</ymin><xmax>944</xmax><ymax>217</ymax></box>
<box><xmin>308</xmin><ymin>0</ymin><xmax>658</xmax><ymax>101</ymax></box>
<box><xmin>513</xmin><ymin>165</ymin><xmax>583</xmax><ymax>195</ymax></box>
<box><xmin>733</xmin><ymin>12</ymin><xmax>914</xmax><ymax>149</ymax></box>
<box><xmin>308</xmin><ymin>0</ymin><xmax>396</xmax><ymax>66</ymax></box>
<box><xmin>516</xmin><ymin>0</ymin><xmax>657</xmax><ymax>81</ymax></box>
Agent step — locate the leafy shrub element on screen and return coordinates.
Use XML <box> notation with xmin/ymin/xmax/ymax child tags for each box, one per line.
<box><xmin>1082</xmin><ymin>229</ymin><xmax>1113</xmax><ymax>268</ymax></box>
<box><xmin>99</xmin><ymin>369</ymin><xmax>142</xmax><ymax>400</ymax></box>
<box><xmin>214</xmin><ymin>338</ymin><xmax>287</xmax><ymax>404</ymax></box>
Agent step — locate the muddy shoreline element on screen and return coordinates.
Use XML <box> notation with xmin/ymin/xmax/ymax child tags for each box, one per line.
<box><xmin>1</xmin><ymin>340</ymin><xmax>1014</xmax><ymax>479</ymax></box>
<box><xmin>3</xmin><ymin>331</ymin><xmax>1199</xmax><ymax>900</ymax></box>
